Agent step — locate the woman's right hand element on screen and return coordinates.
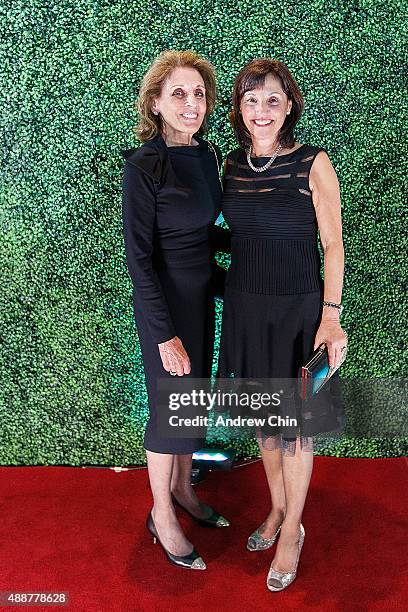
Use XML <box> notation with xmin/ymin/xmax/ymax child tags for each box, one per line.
<box><xmin>158</xmin><ymin>336</ymin><xmax>191</xmax><ymax>376</ymax></box>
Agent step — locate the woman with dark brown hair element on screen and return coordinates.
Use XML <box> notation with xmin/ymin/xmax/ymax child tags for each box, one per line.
<box><xmin>122</xmin><ymin>50</ymin><xmax>230</xmax><ymax>570</ymax></box>
<box><xmin>218</xmin><ymin>58</ymin><xmax>347</xmax><ymax>590</ymax></box>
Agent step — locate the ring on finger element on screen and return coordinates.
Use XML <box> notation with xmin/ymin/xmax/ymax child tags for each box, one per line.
<box><xmin>170</xmin><ymin>370</ymin><xmax>177</xmax><ymax>376</ymax></box>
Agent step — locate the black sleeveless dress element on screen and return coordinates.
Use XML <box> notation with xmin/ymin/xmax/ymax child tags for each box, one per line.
<box><xmin>217</xmin><ymin>144</ymin><xmax>343</xmax><ymax>454</ymax></box>
<box><xmin>122</xmin><ymin>133</ymin><xmax>223</xmax><ymax>454</ymax></box>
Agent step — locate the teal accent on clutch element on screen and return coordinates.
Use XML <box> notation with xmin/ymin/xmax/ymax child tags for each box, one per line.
<box><xmin>312</xmin><ymin>364</ymin><xmax>331</xmax><ymax>394</ymax></box>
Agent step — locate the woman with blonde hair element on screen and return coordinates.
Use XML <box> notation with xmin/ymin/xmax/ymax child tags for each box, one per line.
<box><xmin>122</xmin><ymin>50</ymin><xmax>230</xmax><ymax>570</ymax></box>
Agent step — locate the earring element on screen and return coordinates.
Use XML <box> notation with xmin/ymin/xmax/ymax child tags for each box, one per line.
<box><xmin>153</xmin><ymin>110</ymin><xmax>158</xmax><ymax>116</ymax></box>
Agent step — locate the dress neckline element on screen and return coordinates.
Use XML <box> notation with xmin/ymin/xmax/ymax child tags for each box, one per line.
<box><xmin>249</xmin><ymin>143</ymin><xmax>307</xmax><ymax>160</ymax></box>
<box><xmin>154</xmin><ymin>132</ymin><xmax>207</xmax><ymax>151</ymax></box>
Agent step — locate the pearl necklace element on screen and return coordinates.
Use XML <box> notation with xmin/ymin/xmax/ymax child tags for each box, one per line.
<box><xmin>246</xmin><ymin>143</ymin><xmax>283</xmax><ymax>173</ymax></box>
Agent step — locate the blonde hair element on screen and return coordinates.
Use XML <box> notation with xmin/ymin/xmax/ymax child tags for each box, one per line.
<box><xmin>134</xmin><ymin>50</ymin><xmax>217</xmax><ymax>142</ymax></box>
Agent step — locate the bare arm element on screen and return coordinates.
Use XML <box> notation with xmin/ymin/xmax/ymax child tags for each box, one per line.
<box><xmin>310</xmin><ymin>151</ymin><xmax>347</xmax><ymax>368</ymax></box>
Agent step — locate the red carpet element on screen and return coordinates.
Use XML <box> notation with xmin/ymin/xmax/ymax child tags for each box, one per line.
<box><xmin>0</xmin><ymin>457</ymin><xmax>407</xmax><ymax>612</ymax></box>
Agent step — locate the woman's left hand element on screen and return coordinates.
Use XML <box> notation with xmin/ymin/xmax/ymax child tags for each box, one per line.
<box><xmin>314</xmin><ymin>320</ymin><xmax>348</xmax><ymax>370</ymax></box>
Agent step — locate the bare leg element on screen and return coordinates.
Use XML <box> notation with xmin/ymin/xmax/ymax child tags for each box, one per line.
<box><xmin>255</xmin><ymin>438</ymin><xmax>286</xmax><ymax>537</ymax></box>
<box><xmin>147</xmin><ymin>450</ymin><xmax>193</xmax><ymax>556</ymax></box>
<box><xmin>170</xmin><ymin>454</ymin><xmax>213</xmax><ymax>519</ymax></box>
<box><xmin>270</xmin><ymin>439</ymin><xmax>313</xmax><ymax>575</ymax></box>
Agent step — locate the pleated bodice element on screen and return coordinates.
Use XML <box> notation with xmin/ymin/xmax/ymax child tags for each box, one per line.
<box><xmin>222</xmin><ymin>144</ymin><xmax>327</xmax><ymax>295</ymax></box>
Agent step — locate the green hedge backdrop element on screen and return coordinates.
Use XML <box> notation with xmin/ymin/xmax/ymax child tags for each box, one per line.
<box><xmin>1</xmin><ymin>0</ymin><xmax>407</xmax><ymax>464</ymax></box>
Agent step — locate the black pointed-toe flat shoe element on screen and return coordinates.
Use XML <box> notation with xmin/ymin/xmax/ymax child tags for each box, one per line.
<box><xmin>146</xmin><ymin>511</ymin><xmax>206</xmax><ymax>570</ymax></box>
<box><xmin>171</xmin><ymin>494</ymin><xmax>230</xmax><ymax>528</ymax></box>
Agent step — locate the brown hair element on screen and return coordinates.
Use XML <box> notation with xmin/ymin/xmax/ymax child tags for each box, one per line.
<box><xmin>135</xmin><ymin>50</ymin><xmax>217</xmax><ymax>142</ymax></box>
<box><xmin>230</xmin><ymin>58</ymin><xmax>304</xmax><ymax>149</ymax></box>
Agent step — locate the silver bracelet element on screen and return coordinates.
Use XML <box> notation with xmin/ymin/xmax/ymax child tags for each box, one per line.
<box><xmin>322</xmin><ymin>301</ymin><xmax>343</xmax><ymax>315</ymax></box>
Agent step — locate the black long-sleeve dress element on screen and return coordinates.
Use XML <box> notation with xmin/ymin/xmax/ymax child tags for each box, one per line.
<box><xmin>122</xmin><ymin>132</ymin><xmax>225</xmax><ymax>454</ymax></box>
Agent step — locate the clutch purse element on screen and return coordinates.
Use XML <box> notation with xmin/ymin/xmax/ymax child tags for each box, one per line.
<box><xmin>298</xmin><ymin>343</ymin><xmax>338</xmax><ymax>401</ymax></box>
